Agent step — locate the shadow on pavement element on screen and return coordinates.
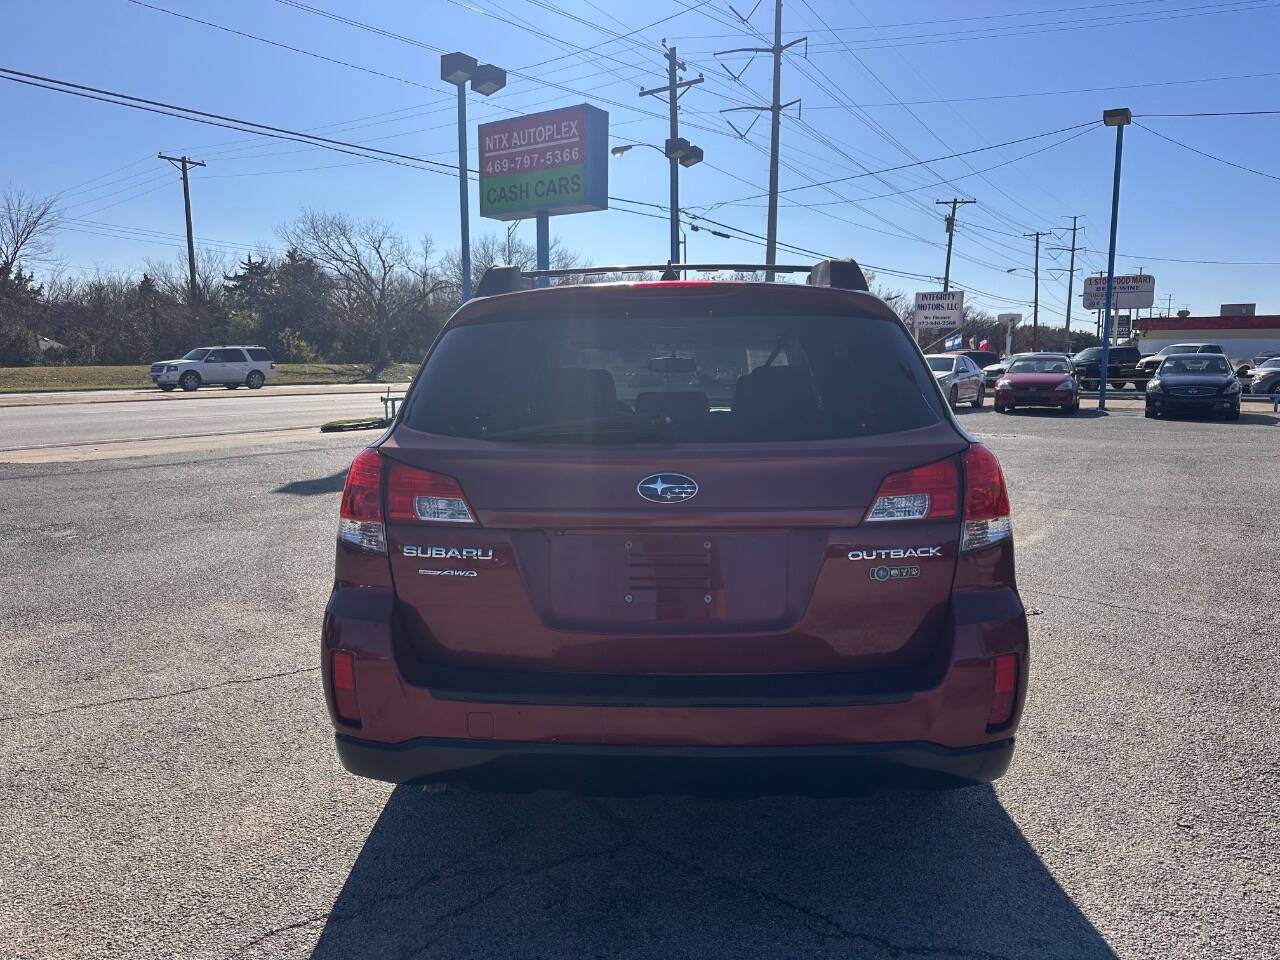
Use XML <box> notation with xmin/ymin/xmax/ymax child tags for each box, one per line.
<box><xmin>308</xmin><ymin>783</ymin><xmax>1116</xmax><ymax>959</ymax></box>
<box><xmin>991</xmin><ymin>408</ymin><xmax>1109</xmax><ymax>419</ymax></box>
<box><xmin>273</xmin><ymin>471</ymin><xmax>347</xmax><ymax>496</ymax></box>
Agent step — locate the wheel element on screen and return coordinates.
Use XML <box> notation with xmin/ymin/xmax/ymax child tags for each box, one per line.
<box><xmin>971</xmin><ymin>385</ymin><xmax>984</xmax><ymax>408</ymax></box>
<box><xmin>1145</xmin><ymin>407</ymin><xmax>1156</xmax><ymax>419</ymax></box>
<box><xmin>948</xmin><ymin>386</ymin><xmax>958</xmax><ymax>410</ymax></box>
<box><xmin>246</xmin><ymin>371</ymin><xmax>265</xmax><ymax>390</ymax></box>
<box><xmin>159</xmin><ymin>384</ymin><xmax>176</xmax><ymax>392</ymax></box>
<box><xmin>224</xmin><ymin>383</ymin><xmax>239</xmax><ymax>390</ymax></box>
<box><xmin>1109</xmin><ymin>380</ymin><xmax>1124</xmax><ymax>390</ymax></box>
<box><xmin>1082</xmin><ymin>379</ymin><xmax>1098</xmax><ymax>391</ymax></box>
<box><xmin>994</xmin><ymin>403</ymin><xmax>1006</xmax><ymax>414</ymax></box>
<box><xmin>1227</xmin><ymin>406</ymin><xmax>1240</xmax><ymax>422</ymax></box>
<box><xmin>179</xmin><ymin>371</ymin><xmax>200</xmax><ymax>392</ymax></box>
<box><xmin>1063</xmin><ymin>402</ymin><xmax>1077</xmax><ymax>415</ymax></box>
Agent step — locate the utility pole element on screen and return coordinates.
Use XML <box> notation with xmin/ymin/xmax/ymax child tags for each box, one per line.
<box><xmin>714</xmin><ymin>2</ymin><xmax>805</xmax><ymax>280</ymax></box>
<box><xmin>1048</xmin><ymin>216</ymin><xmax>1082</xmax><ymax>352</ymax></box>
<box><xmin>1163</xmin><ymin>293</ymin><xmax>1175</xmax><ymax>317</ymax></box>
<box><xmin>158</xmin><ymin>154</ymin><xmax>205</xmax><ymax>306</ymax></box>
<box><xmin>1023</xmin><ymin>230</ymin><xmax>1051</xmax><ymax>351</ymax></box>
<box><xmin>640</xmin><ymin>44</ymin><xmax>704</xmax><ymax>269</ymax></box>
<box><xmin>936</xmin><ymin>198</ymin><xmax>976</xmax><ymax>292</ymax></box>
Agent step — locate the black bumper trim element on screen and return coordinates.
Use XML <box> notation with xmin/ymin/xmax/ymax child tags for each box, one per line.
<box><xmin>335</xmin><ymin>733</ymin><xmax>1015</xmax><ymax>789</ymax></box>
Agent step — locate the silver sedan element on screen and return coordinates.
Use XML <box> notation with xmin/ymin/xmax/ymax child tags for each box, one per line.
<box><xmin>926</xmin><ymin>353</ymin><xmax>986</xmax><ymax>409</ymax></box>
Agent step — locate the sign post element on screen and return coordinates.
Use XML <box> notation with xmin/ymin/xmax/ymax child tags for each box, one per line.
<box><xmin>997</xmin><ymin>313</ymin><xmax>1022</xmax><ymax>356</ymax></box>
<box><xmin>478</xmin><ymin>104</ymin><xmax>609</xmax><ymax>281</ymax></box>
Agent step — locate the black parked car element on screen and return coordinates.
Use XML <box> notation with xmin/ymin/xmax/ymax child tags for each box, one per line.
<box><xmin>1072</xmin><ymin>345</ymin><xmax>1145</xmax><ymax>390</ymax></box>
<box><xmin>1145</xmin><ymin>354</ymin><xmax>1242</xmax><ymax>420</ymax></box>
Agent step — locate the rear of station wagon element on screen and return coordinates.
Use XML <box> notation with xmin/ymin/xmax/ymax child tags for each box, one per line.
<box><xmin>321</xmin><ymin>264</ymin><xmax>1029</xmax><ymax>793</ymax></box>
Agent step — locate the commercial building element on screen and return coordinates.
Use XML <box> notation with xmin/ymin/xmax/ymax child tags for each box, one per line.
<box><xmin>1136</xmin><ymin>313</ymin><xmax>1280</xmax><ymax>362</ymax></box>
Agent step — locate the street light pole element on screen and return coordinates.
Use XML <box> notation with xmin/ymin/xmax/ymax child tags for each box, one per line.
<box><xmin>1098</xmin><ymin>107</ymin><xmax>1132</xmax><ymax>411</ymax></box>
<box><xmin>454</xmin><ymin>83</ymin><xmax>471</xmax><ymax>302</ymax></box>
<box><xmin>441</xmin><ymin>52</ymin><xmax>506</xmax><ymax>303</ymax></box>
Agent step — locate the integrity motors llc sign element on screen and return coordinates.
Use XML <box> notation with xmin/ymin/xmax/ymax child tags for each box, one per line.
<box><xmin>478</xmin><ymin>104</ymin><xmax>609</xmax><ymax>221</ymax></box>
<box><xmin>913</xmin><ymin>290</ymin><xmax>965</xmax><ymax>330</ymax></box>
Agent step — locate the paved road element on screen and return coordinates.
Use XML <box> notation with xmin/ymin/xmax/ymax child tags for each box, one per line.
<box><xmin>1</xmin><ymin>403</ymin><xmax>1277</xmax><ymax>959</ymax></box>
<box><xmin>0</xmin><ymin>388</ymin><xmax>396</xmax><ymax>459</ymax></box>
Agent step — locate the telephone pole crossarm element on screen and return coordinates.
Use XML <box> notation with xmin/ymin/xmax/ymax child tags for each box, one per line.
<box><xmin>713</xmin><ymin>1</ymin><xmax>806</xmax><ymax>281</ymax></box>
<box><xmin>936</xmin><ymin>198</ymin><xmax>976</xmax><ymax>293</ymax></box>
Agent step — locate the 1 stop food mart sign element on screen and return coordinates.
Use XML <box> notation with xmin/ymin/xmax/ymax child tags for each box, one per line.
<box><xmin>478</xmin><ymin>104</ymin><xmax>609</xmax><ymax>221</ymax></box>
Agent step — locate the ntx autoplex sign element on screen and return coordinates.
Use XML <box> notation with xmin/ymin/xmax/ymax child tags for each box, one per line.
<box><xmin>478</xmin><ymin>104</ymin><xmax>609</xmax><ymax>220</ymax></box>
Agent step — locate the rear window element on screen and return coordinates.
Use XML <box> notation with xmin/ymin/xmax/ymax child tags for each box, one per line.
<box><xmin>247</xmin><ymin>348</ymin><xmax>272</xmax><ymax>361</ymax></box>
<box><xmin>403</xmin><ymin>310</ymin><xmax>945</xmax><ymax>443</ymax></box>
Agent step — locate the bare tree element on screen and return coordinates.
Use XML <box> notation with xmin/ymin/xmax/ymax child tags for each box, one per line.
<box><xmin>439</xmin><ymin>224</ymin><xmax>578</xmax><ymax>294</ymax></box>
<box><xmin>1</xmin><ymin>186</ymin><xmax>61</xmax><ymax>274</ymax></box>
<box><xmin>280</xmin><ymin>210</ymin><xmax>443</xmax><ymax>370</ymax></box>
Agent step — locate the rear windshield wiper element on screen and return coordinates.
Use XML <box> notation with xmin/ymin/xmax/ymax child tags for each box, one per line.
<box><xmin>484</xmin><ymin>414</ymin><xmax>674</xmax><ymax>444</ymax></box>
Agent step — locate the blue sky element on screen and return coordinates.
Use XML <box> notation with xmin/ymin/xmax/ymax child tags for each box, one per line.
<box><xmin>4</xmin><ymin>0</ymin><xmax>1280</xmax><ymax>320</ymax></box>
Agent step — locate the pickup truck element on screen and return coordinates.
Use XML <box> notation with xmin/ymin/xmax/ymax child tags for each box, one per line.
<box><xmin>1071</xmin><ymin>345</ymin><xmax>1146</xmax><ymax>390</ymax></box>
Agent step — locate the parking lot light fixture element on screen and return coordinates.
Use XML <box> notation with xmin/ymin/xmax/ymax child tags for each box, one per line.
<box><xmin>441</xmin><ymin>53</ymin><xmax>505</xmax><ymax>303</ymax></box>
<box><xmin>1098</xmin><ymin>107</ymin><xmax>1132</xmax><ymax>410</ymax></box>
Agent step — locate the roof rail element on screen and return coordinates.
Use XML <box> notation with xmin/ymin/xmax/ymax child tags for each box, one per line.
<box><xmin>474</xmin><ymin>259</ymin><xmax>869</xmax><ymax>297</ymax></box>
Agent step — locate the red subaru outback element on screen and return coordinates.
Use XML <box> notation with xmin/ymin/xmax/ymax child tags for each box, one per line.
<box><xmin>322</xmin><ymin>261</ymin><xmax>1028</xmax><ymax>793</ymax></box>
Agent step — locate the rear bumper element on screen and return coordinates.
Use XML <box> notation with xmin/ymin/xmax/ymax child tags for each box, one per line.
<box><xmin>335</xmin><ymin>732</ymin><xmax>1015</xmax><ymax>789</ymax></box>
<box><xmin>321</xmin><ymin>582</ymin><xmax>1028</xmax><ymax>789</ymax></box>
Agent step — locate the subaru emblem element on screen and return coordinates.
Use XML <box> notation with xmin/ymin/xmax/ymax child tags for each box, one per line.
<box><xmin>637</xmin><ymin>473</ymin><xmax>698</xmax><ymax>504</ymax></box>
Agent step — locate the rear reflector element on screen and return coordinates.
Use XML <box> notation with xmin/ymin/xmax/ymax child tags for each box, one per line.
<box><xmin>961</xmin><ymin>445</ymin><xmax>1013</xmax><ymax>553</ymax></box>
<box><xmin>387</xmin><ymin>461</ymin><xmax>475</xmax><ymax>524</ymax></box>
<box><xmin>338</xmin><ymin>448</ymin><xmax>386</xmax><ymax>555</ymax></box>
<box><xmin>988</xmin><ymin>653</ymin><xmax>1018</xmax><ymax>728</ymax></box>
<box><xmin>331</xmin><ymin>650</ymin><xmax>361</xmax><ymax>726</ymax></box>
<box><xmin>865</xmin><ymin>457</ymin><xmax>959</xmax><ymax>522</ymax></box>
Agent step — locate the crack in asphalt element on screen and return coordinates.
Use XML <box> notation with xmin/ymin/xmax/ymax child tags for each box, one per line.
<box><xmin>586</xmin><ymin>800</ymin><xmax>1020</xmax><ymax>960</ymax></box>
<box><xmin>1022</xmin><ymin>587</ymin><xmax>1234</xmax><ymax>629</ymax></box>
<box><xmin>232</xmin><ymin>796</ymin><xmax>570</xmax><ymax>956</ymax></box>
<box><xmin>0</xmin><ymin>666</ymin><xmax>320</xmax><ymax>723</ymax></box>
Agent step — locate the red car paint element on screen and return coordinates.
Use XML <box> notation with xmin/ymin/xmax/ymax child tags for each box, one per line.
<box><xmin>993</xmin><ymin>354</ymin><xmax>1079</xmax><ymax>413</ymax></box>
<box><xmin>321</xmin><ymin>281</ymin><xmax>1029</xmax><ymax>791</ymax></box>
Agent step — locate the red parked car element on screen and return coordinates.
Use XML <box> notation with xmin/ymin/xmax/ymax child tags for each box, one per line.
<box><xmin>993</xmin><ymin>353</ymin><xmax>1079</xmax><ymax>414</ymax></box>
<box><xmin>322</xmin><ymin>261</ymin><xmax>1029</xmax><ymax>794</ymax></box>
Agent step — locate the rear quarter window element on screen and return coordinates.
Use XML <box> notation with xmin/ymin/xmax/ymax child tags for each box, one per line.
<box><xmin>247</xmin><ymin>348</ymin><xmax>272</xmax><ymax>361</ymax></box>
<box><xmin>403</xmin><ymin>304</ymin><xmax>946</xmax><ymax>443</ymax></box>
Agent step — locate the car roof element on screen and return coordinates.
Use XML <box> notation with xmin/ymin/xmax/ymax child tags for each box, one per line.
<box><xmin>448</xmin><ymin>280</ymin><xmax>903</xmax><ymax>330</ymax></box>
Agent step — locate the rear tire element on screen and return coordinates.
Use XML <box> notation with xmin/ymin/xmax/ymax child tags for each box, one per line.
<box><xmin>994</xmin><ymin>403</ymin><xmax>1006</xmax><ymax>414</ymax></box>
<box><xmin>159</xmin><ymin>384</ymin><xmax>176</xmax><ymax>392</ymax></box>
<box><xmin>971</xmin><ymin>385</ymin><xmax>984</xmax><ymax>408</ymax></box>
<box><xmin>1227</xmin><ymin>407</ymin><xmax>1240</xmax><ymax>422</ymax></box>
<box><xmin>1145</xmin><ymin>408</ymin><xmax>1157</xmax><ymax>418</ymax></box>
<box><xmin>948</xmin><ymin>386</ymin><xmax>958</xmax><ymax>410</ymax></box>
<box><xmin>246</xmin><ymin>371</ymin><xmax>265</xmax><ymax>390</ymax></box>
<box><xmin>179</xmin><ymin>372</ymin><xmax>200</xmax><ymax>392</ymax></box>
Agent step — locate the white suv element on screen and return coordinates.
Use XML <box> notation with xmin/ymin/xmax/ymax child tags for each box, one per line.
<box><xmin>150</xmin><ymin>346</ymin><xmax>278</xmax><ymax>392</ymax></box>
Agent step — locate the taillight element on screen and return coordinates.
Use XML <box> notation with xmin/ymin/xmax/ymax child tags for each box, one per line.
<box><xmin>338</xmin><ymin>448</ymin><xmax>387</xmax><ymax>554</ymax></box>
<box><xmin>270</xmin><ymin>361</ymin><xmax>277</xmax><ymax>369</ymax></box>
<box><xmin>961</xmin><ymin>445</ymin><xmax>1012</xmax><ymax>553</ymax></box>
<box><xmin>865</xmin><ymin>457</ymin><xmax>959</xmax><ymax>523</ymax></box>
<box><xmin>330</xmin><ymin>650</ymin><xmax>361</xmax><ymax>726</ymax></box>
<box><xmin>988</xmin><ymin>653</ymin><xmax>1018</xmax><ymax>728</ymax></box>
<box><xmin>387</xmin><ymin>461</ymin><xmax>475</xmax><ymax>524</ymax></box>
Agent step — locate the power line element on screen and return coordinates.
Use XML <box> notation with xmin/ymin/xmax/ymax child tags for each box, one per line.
<box><xmin>1134</xmin><ymin>121</ymin><xmax>1280</xmax><ymax>182</ymax></box>
<box><xmin>801</xmin><ymin>69</ymin><xmax>1280</xmax><ymax>109</ymax></box>
<box><xmin>0</xmin><ymin>67</ymin><xmax>462</xmax><ymax>175</ymax></box>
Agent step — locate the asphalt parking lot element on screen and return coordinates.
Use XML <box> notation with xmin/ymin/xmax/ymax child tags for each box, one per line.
<box><xmin>1</xmin><ymin>399</ymin><xmax>1277</xmax><ymax>959</ymax></box>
